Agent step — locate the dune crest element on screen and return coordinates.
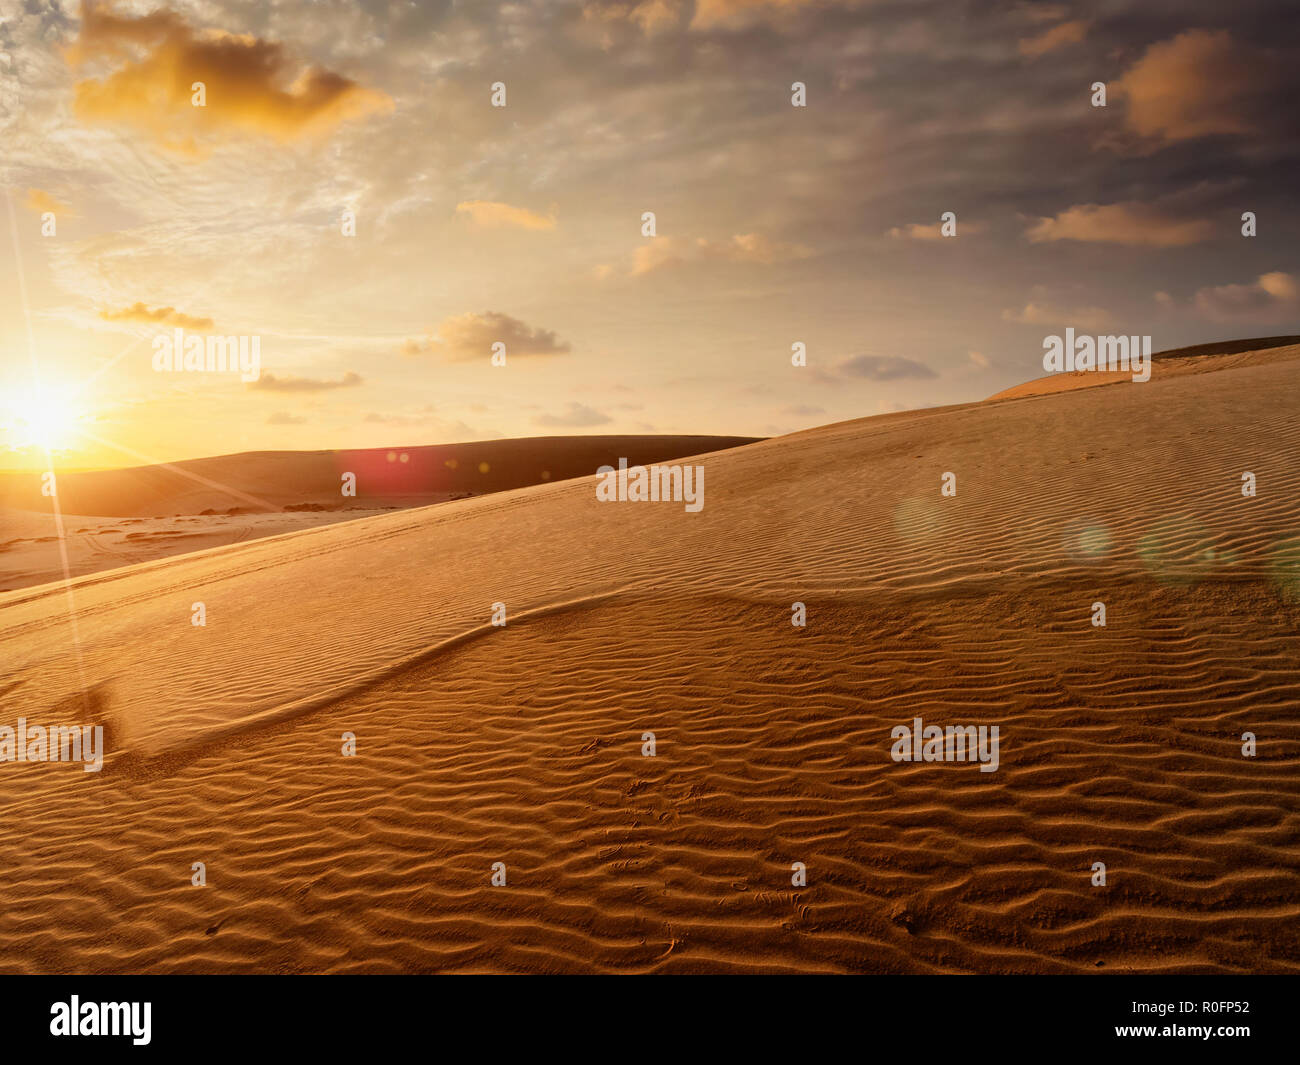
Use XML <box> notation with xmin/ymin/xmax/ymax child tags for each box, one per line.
<box><xmin>0</xmin><ymin>435</ymin><xmax>757</xmax><ymax>591</ymax></box>
<box><xmin>985</xmin><ymin>337</ymin><xmax>1300</xmax><ymax>402</ymax></box>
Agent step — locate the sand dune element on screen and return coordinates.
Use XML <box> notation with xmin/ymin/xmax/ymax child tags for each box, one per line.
<box><xmin>0</xmin><ymin>434</ymin><xmax>760</xmax><ymax>517</ymax></box>
<box><xmin>0</xmin><ymin>346</ymin><xmax>1297</xmax><ymax>973</ymax></box>
<box><xmin>986</xmin><ymin>335</ymin><xmax>1300</xmax><ymax>402</ymax></box>
<box><xmin>0</xmin><ymin>435</ymin><xmax>756</xmax><ymax>592</ymax></box>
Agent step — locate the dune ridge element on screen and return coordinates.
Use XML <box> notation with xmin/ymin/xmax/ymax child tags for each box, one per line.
<box><xmin>0</xmin><ymin>434</ymin><xmax>758</xmax><ymax>592</ymax></box>
<box><xmin>985</xmin><ymin>337</ymin><xmax>1300</xmax><ymax>402</ymax></box>
<box><xmin>0</xmin><ymin>434</ymin><xmax>760</xmax><ymax>516</ymax></box>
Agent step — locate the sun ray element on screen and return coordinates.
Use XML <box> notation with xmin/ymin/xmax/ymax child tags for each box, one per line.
<box><xmin>77</xmin><ymin>428</ymin><xmax>285</xmax><ymax>514</ymax></box>
<box><xmin>5</xmin><ymin>188</ymin><xmax>90</xmax><ymax>709</ymax></box>
<box><xmin>3</xmin><ymin>381</ymin><xmax>89</xmax><ymax>452</ymax></box>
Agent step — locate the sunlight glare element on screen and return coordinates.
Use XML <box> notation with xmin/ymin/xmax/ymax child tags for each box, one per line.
<box><xmin>5</xmin><ymin>383</ymin><xmax>87</xmax><ymax>451</ymax></box>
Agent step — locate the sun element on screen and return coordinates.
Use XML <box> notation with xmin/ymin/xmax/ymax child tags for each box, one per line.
<box><xmin>5</xmin><ymin>383</ymin><xmax>87</xmax><ymax>452</ymax></box>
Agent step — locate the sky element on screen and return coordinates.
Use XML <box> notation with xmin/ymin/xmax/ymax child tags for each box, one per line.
<box><xmin>1</xmin><ymin>0</ymin><xmax>1298</xmax><ymax>470</ymax></box>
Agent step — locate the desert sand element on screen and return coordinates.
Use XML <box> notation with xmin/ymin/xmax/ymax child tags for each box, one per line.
<box><xmin>0</xmin><ymin>345</ymin><xmax>1297</xmax><ymax>973</ymax></box>
<box><xmin>986</xmin><ymin>335</ymin><xmax>1300</xmax><ymax>401</ymax></box>
<box><xmin>0</xmin><ymin>435</ymin><xmax>756</xmax><ymax>592</ymax></box>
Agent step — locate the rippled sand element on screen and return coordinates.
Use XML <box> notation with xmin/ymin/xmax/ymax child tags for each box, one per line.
<box><xmin>0</xmin><ymin>346</ymin><xmax>1297</xmax><ymax>973</ymax></box>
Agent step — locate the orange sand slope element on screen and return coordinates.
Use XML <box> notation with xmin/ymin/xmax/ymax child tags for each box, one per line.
<box><xmin>986</xmin><ymin>335</ymin><xmax>1300</xmax><ymax>401</ymax></box>
<box><xmin>0</xmin><ymin>506</ymin><xmax>408</xmax><ymax>594</ymax></box>
<box><xmin>0</xmin><ymin>434</ymin><xmax>760</xmax><ymax>515</ymax></box>
<box><xmin>1</xmin><ymin>346</ymin><xmax>1298</xmax><ymax>973</ymax></box>
<box><xmin>0</xmin><ymin>435</ymin><xmax>757</xmax><ymax>592</ymax></box>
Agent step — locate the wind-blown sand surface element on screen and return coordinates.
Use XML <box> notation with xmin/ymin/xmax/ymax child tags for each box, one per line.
<box><xmin>0</xmin><ymin>435</ymin><xmax>756</xmax><ymax>592</ymax></box>
<box><xmin>986</xmin><ymin>335</ymin><xmax>1300</xmax><ymax>401</ymax></box>
<box><xmin>0</xmin><ymin>347</ymin><xmax>1297</xmax><ymax>973</ymax></box>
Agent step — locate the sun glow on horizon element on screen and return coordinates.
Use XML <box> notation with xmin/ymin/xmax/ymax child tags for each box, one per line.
<box><xmin>2</xmin><ymin>382</ymin><xmax>90</xmax><ymax>453</ymax></box>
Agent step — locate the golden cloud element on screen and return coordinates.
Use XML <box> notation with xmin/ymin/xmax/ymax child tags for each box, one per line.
<box><xmin>250</xmin><ymin>371</ymin><xmax>363</xmax><ymax>392</ymax></box>
<box><xmin>455</xmin><ymin>201</ymin><xmax>557</xmax><ymax>231</ymax></box>
<box><xmin>1001</xmin><ymin>302</ymin><xmax>1114</xmax><ymax>330</ymax></box>
<box><xmin>99</xmin><ymin>301</ymin><xmax>214</xmax><ymax>330</ymax></box>
<box><xmin>888</xmin><ymin>220</ymin><xmax>987</xmax><ymax>241</ymax></box>
<box><xmin>585</xmin><ymin>0</ymin><xmax>841</xmax><ymax>33</ymax></box>
<box><xmin>25</xmin><ymin>188</ymin><xmax>73</xmax><ymax>216</ymax></box>
<box><xmin>632</xmin><ymin>233</ymin><xmax>812</xmax><ymax>275</ymax></box>
<box><xmin>1025</xmin><ymin>201</ymin><xmax>1215</xmax><ymax>247</ymax></box>
<box><xmin>631</xmin><ymin>237</ymin><xmax>690</xmax><ymax>276</ymax></box>
<box><xmin>699</xmin><ymin>232</ymin><xmax>813</xmax><ymax>264</ymax></box>
<box><xmin>1114</xmin><ymin>30</ymin><xmax>1258</xmax><ymax>143</ymax></box>
<box><xmin>1018</xmin><ymin>19</ymin><xmax>1088</xmax><ymax>58</ymax></box>
<box><xmin>404</xmin><ymin>312</ymin><xmax>572</xmax><ymax>362</ymax></box>
<box><xmin>67</xmin><ymin>1</ymin><xmax>392</xmax><ymax>152</ymax></box>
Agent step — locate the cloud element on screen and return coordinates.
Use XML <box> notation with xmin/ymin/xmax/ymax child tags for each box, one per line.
<box><xmin>631</xmin><ymin>237</ymin><xmax>691</xmax><ymax>276</ymax></box>
<box><xmin>583</xmin><ymin>0</ymin><xmax>686</xmax><ymax>34</ymax></box>
<box><xmin>968</xmin><ymin>350</ymin><xmax>989</xmax><ymax>368</ymax></box>
<box><xmin>1193</xmin><ymin>271</ymin><xmax>1299</xmax><ymax>323</ymax></box>
<box><xmin>404</xmin><ymin>312</ymin><xmax>571</xmax><ymax>361</ymax></box>
<box><xmin>267</xmin><ymin>411</ymin><xmax>305</xmax><ymax>425</ymax></box>
<box><xmin>25</xmin><ymin>188</ymin><xmax>72</xmax><ymax>216</ymax></box>
<box><xmin>249</xmin><ymin>370</ymin><xmax>363</xmax><ymax>392</ymax></box>
<box><xmin>1022</xmin><ymin>5</ymin><xmax>1069</xmax><ymax>24</ymax></box>
<box><xmin>1025</xmin><ymin>201</ymin><xmax>1216</xmax><ymax>247</ymax></box>
<box><xmin>836</xmin><ymin>354</ymin><xmax>937</xmax><ymax>381</ymax></box>
<box><xmin>888</xmin><ymin>220</ymin><xmax>986</xmax><ymax>240</ymax></box>
<box><xmin>691</xmin><ymin>0</ymin><xmax>828</xmax><ymax>30</ymax></box>
<box><xmin>66</xmin><ymin>1</ymin><xmax>393</xmax><ymax>152</ymax></box>
<box><xmin>585</xmin><ymin>0</ymin><xmax>841</xmax><ymax>33</ymax></box>
<box><xmin>1018</xmin><ymin>19</ymin><xmax>1088</xmax><ymax>58</ymax></box>
<box><xmin>1113</xmin><ymin>30</ymin><xmax>1264</xmax><ymax>144</ymax></box>
<box><xmin>363</xmin><ymin>411</ymin><xmax>431</xmax><ymax>426</ymax></box>
<box><xmin>533</xmin><ymin>402</ymin><xmax>613</xmax><ymax>428</ymax></box>
<box><xmin>1002</xmin><ymin>302</ymin><xmax>1114</xmax><ymax>329</ymax></box>
<box><xmin>360</xmin><ymin>411</ymin><xmax>481</xmax><ymax>438</ymax></box>
<box><xmin>99</xmin><ymin>302</ymin><xmax>214</xmax><ymax>329</ymax></box>
<box><xmin>632</xmin><ymin>233</ymin><xmax>811</xmax><ymax>275</ymax></box>
<box><xmin>456</xmin><ymin>200</ymin><xmax>556</xmax><ymax>231</ymax></box>
<box><xmin>782</xmin><ymin>403</ymin><xmax>825</xmax><ymax>415</ymax></box>
<box><xmin>698</xmin><ymin>232</ymin><xmax>813</xmax><ymax>264</ymax></box>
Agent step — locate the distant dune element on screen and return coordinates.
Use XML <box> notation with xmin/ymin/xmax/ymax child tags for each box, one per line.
<box><xmin>0</xmin><ymin>343</ymin><xmax>1297</xmax><ymax>973</ymax></box>
<box><xmin>0</xmin><ymin>435</ymin><xmax>757</xmax><ymax>591</ymax></box>
<box><xmin>986</xmin><ymin>336</ymin><xmax>1300</xmax><ymax>402</ymax></box>
<box><xmin>0</xmin><ymin>434</ymin><xmax>760</xmax><ymax>516</ymax></box>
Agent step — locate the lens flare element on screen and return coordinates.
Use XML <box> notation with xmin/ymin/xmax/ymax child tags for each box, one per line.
<box><xmin>5</xmin><ymin>384</ymin><xmax>86</xmax><ymax>451</ymax></box>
